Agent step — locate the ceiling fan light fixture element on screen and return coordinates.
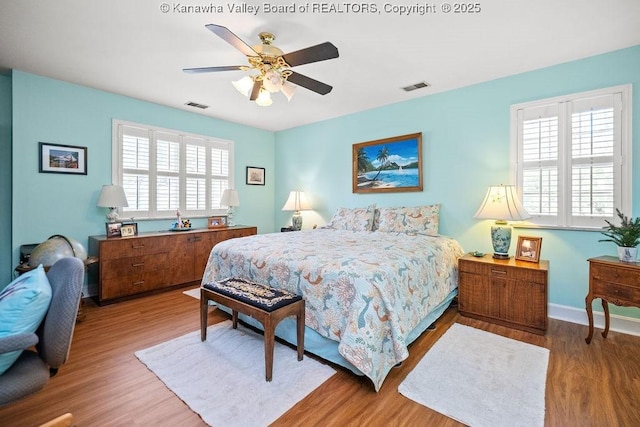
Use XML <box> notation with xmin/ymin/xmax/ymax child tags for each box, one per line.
<box><xmin>263</xmin><ymin>69</ymin><xmax>284</xmax><ymax>93</ymax></box>
<box><xmin>281</xmin><ymin>81</ymin><xmax>296</xmax><ymax>101</ymax></box>
<box><xmin>255</xmin><ymin>88</ymin><xmax>273</xmax><ymax>107</ymax></box>
<box><xmin>232</xmin><ymin>76</ymin><xmax>254</xmax><ymax>97</ymax></box>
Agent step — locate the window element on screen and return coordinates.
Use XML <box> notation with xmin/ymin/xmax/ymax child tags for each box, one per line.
<box><xmin>511</xmin><ymin>85</ymin><xmax>631</xmax><ymax>229</ymax></box>
<box><xmin>112</xmin><ymin>120</ymin><xmax>234</xmax><ymax>219</ymax></box>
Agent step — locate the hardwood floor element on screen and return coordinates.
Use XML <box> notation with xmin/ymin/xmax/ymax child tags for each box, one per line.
<box><xmin>1</xmin><ymin>288</ymin><xmax>640</xmax><ymax>426</ymax></box>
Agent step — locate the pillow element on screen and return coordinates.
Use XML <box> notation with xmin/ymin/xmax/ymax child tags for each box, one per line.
<box><xmin>325</xmin><ymin>205</ymin><xmax>376</xmax><ymax>231</ymax></box>
<box><xmin>376</xmin><ymin>204</ymin><xmax>440</xmax><ymax>235</ymax></box>
<box><xmin>0</xmin><ymin>265</ymin><xmax>52</xmax><ymax>375</ymax></box>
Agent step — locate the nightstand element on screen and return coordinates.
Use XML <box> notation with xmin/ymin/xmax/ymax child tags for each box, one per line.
<box><xmin>585</xmin><ymin>256</ymin><xmax>640</xmax><ymax>344</ymax></box>
<box><xmin>458</xmin><ymin>253</ymin><xmax>549</xmax><ymax>335</ymax></box>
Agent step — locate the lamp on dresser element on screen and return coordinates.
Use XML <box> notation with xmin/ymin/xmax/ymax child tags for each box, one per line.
<box><xmin>474</xmin><ymin>184</ymin><xmax>530</xmax><ymax>259</ymax></box>
<box><xmin>282</xmin><ymin>190</ymin><xmax>311</xmax><ymax>231</ymax></box>
<box><xmin>221</xmin><ymin>189</ymin><xmax>240</xmax><ymax>226</ymax></box>
<box><xmin>97</xmin><ymin>184</ymin><xmax>129</xmax><ymax>223</ymax></box>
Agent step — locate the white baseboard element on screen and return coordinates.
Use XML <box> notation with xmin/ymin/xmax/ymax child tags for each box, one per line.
<box><xmin>549</xmin><ymin>303</ymin><xmax>640</xmax><ymax>337</ymax></box>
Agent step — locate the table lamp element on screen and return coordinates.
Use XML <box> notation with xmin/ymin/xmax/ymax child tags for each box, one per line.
<box><xmin>221</xmin><ymin>189</ymin><xmax>240</xmax><ymax>226</ymax></box>
<box><xmin>282</xmin><ymin>191</ymin><xmax>311</xmax><ymax>231</ymax></box>
<box><xmin>474</xmin><ymin>184</ymin><xmax>530</xmax><ymax>259</ymax></box>
<box><xmin>97</xmin><ymin>184</ymin><xmax>129</xmax><ymax>223</ymax></box>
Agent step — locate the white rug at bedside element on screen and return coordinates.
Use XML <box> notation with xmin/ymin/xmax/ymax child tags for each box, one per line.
<box><xmin>182</xmin><ymin>287</ymin><xmax>200</xmax><ymax>299</ymax></box>
<box><xmin>398</xmin><ymin>323</ymin><xmax>549</xmax><ymax>427</ymax></box>
<box><xmin>135</xmin><ymin>320</ymin><xmax>336</xmax><ymax>427</ymax></box>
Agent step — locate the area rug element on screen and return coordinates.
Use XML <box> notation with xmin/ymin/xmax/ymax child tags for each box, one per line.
<box><xmin>398</xmin><ymin>323</ymin><xmax>549</xmax><ymax>427</ymax></box>
<box><xmin>135</xmin><ymin>320</ymin><xmax>336</xmax><ymax>426</ymax></box>
<box><xmin>182</xmin><ymin>287</ymin><xmax>200</xmax><ymax>299</ymax></box>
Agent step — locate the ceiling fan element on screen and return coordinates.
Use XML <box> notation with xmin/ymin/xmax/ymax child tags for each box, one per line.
<box><xmin>184</xmin><ymin>24</ymin><xmax>339</xmax><ymax>106</ymax></box>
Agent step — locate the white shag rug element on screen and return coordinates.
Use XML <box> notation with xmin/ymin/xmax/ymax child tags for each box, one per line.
<box><xmin>399</xmin><ymin>323</ymin><xmax>549</xmax><ymax>427</ymax></box>
<box><xmin>182</xmin><ymin>287</ymin><xmax>200</xmax><ymax>299</ymax></box>
<box><xmin>135</xmin><ymin>320</ymin><xmax>336</xmax><ymax>427</ymax></box>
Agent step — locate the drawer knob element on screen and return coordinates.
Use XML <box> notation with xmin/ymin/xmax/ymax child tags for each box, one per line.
<box><xmin>132</xmin><ymin>263</ymin><xmax>144</xmax><ymax>268</ymax></box>
<box><xmin>491</xmin><ymin>269</ymin><xmax>507</xmax><ymax>275</ymax></box>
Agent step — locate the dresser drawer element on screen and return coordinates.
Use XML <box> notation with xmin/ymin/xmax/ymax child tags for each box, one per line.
<box><xmin>101</xmin><ymin>253</ymin><xmax>169</xmax><ymax>279</ymax></box>
<box><xmin>100</xmin><ymin>236</ymin><xmax>172</xmax><ymax>260</ymax></box>
<box><xmin>100</xmin><ymin>272</ymin><xmax>170</xmax><ymax>299</ymax></box>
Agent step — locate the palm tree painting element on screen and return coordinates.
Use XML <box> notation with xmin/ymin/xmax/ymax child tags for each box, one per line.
<box><xmin>352</xmin><ymin>133</ymin><xmax>423</xmax><ymax>193</ymax></box>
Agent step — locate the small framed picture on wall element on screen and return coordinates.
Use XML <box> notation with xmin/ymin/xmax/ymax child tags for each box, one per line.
<box><xmin>246</xmin><ymin>166</ymin><xmax>265</xmax><ymax>185</ymax></box>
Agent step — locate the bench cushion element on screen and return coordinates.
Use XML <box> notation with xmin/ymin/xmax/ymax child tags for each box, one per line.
<box><xmin>203</xmin><ymin>278</ymin><xmax>302</xmax><ymax>312</ymax></box>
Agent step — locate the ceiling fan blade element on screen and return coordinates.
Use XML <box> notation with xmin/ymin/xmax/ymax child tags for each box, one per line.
<box><xmin>282</xmin><ymin>42</ymin><xmax>339</xmax><ymax>67</ymax></box>
<box><xmin>205</xmin><ymin>24</ymin><xmax>258</xmax><ymax>57</ymax></box>
<box><xmin>183</xmin><ymin>66</ymin><xmax>245</xmax><ymax>73</ymax></box>
<box><xmin>287</xmin><ymin>72</ymin><xmax>333</xmax><ymax>95</ymax></box>
<box><xmin>249</xmin><ymin>80</ymin><xmax>261</xmax><ymax>101</ymax></box>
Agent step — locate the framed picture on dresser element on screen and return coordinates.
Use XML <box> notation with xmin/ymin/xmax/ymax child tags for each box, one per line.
<box><xmin>515</xmin><ymin>236</ymin><xmax>542</xmax><ymax>263</ymax></box>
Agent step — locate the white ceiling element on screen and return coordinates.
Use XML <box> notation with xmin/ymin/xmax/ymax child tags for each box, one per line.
<box><xmin>1</xmin><ymin>0</ymin><xmax>639</xmax><ymax>132</ymax></box>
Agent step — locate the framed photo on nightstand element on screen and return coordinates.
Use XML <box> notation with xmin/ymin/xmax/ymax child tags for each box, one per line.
<box><xmin>208</xmin><ymin>216</ymin><xmax>228</xmax><ymax>229</ymax></box>
<box><xmin>515</xmin><ymin>236</ymin><xmax>542</xmax><ymax>263</ymax></box>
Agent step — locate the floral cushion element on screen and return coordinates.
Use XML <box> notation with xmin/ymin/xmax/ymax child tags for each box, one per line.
<box><xmin>376</xmin><ymin>205</ymin><xmax>440</xmax><ymax>235</ymax></box>
<box><xmin>325</xmin><ymin>205</ymin><xmax>376</xmax><ymax>232</ymax></box>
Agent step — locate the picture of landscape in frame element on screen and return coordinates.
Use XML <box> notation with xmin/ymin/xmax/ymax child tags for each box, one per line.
<box><xmin>352</xmin><ymin>132</ymin><xmax>423</xmax><ymax>193</ymax></box>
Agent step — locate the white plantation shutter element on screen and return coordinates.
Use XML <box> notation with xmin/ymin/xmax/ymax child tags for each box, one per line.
<box><xmin>113</xmin><ymin>120</ymin><xmax>234</xmax><ymax>219</ymax></box>
<box><xmin>512</xmin><ymin>85</ymin><xmax>631</xmax><ymax>229</ymax></box>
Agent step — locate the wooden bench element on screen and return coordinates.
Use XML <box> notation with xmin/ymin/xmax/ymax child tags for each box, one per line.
<box><xmin>200</xmin><ymin>278</ymin><xmax>305</xmax><ymax>381</ymax></box>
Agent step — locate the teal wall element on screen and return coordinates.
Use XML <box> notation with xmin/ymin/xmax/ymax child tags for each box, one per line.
<box><xmin>10</xmin><ymin>71</ymin><xmax>275</xmax><ymax>274</ymax></box>
<box><xmin>275</xmin><ymin>45</ymin><xmax>640</xmax><ymax>318</ymax></box>
<box><xmin>0</xmin><ymin>74</ymin><xmax>12</xmax><ymax>284</ymax></box>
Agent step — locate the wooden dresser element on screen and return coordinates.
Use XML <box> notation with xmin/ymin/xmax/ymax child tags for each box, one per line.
<box><xmin>585</xmin><ymin>256</ymin><xmax>640</xmax><ymax>344</ymax></box>
<box><xmin>458</xmin><ymin>253</ymin><xmax>549</xmax><ymax>335</ymax></box>
<box><xmin>88</xmin><ymin>225</ymin><xmax>256</xmax><ymax>304</ymax></box>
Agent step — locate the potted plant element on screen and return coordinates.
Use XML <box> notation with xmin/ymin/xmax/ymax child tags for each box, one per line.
<box><xmin>599</xmin><ymin>208</ymin><xmax>640</xmax><ymax>262</ymax></box>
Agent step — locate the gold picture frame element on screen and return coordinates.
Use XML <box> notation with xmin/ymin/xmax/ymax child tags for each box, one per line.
<box><xmin>515</xmin><ymin>236</ymin><xmax>542</xmax><ymax>263</ymax></box>
<box><xmin>352</xmin><ymin>133</ymin><xmax>423</xmax><ymax>194</ymax></box>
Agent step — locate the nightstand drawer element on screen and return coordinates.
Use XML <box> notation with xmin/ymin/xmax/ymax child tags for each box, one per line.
<box><xmin>592</xmin><ymin>279</ymin><xmax>640</xmax><ymax>302</ymax></box>
<box><xmin>591</xmin><ymin>263</ymin><xmax>640</xmax><ymax>287</ymax></box>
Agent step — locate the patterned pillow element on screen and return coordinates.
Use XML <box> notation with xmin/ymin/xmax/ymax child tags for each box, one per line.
<box><xmin>325</xmin><ymin>205</ymin><xmax>376</xmax><ymax>231</ymax></box>
<box><xmin>0</xmin><ymin>265</ymin><xmax>52</xmax><ymax>375</ymax></box>
<box><xmin>376</xmin><ymin>205</ymin><xmax>440</xmax><ymax>235</ymax></box>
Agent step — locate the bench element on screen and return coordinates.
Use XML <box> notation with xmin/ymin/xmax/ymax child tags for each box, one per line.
<box><xmin>200</xmin><ymin>278</ymin><xmax>305</xmax><ymax>381</ymax></box>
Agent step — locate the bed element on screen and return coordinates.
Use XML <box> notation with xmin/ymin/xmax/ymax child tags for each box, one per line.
<box><xmin>201</xmin><ymin>205</ymin><xmax>464</xmax><ymax>391</ymax></box>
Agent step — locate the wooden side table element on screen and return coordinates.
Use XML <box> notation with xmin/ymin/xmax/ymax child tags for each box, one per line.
<box><xmin>585</xmin><ymin>256</ymin><xmax>640</xmax><ymax>344</ymax></box>
<box><xmin>458</xmin><ymin>254</ymin><xmax>549</xmax><ymax>335</ymax></box>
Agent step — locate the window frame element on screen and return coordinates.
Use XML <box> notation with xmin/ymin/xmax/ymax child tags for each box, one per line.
<box><xmin>510</xmin><ymin>84</ymin><xmax>632</xmax><ymax>230</ymax></box>
<box><xmin>111</xmin><ymin>119</ymin><xmax>234</xmax><ymax>220</ymax></box>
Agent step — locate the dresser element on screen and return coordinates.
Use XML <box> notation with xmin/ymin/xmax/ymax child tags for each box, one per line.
<box><xmin>458</xmin><ymin>254</ymin><xmax>549</xmax><ymax>335</ymax></box>
<box><xmin>585</xmin><ymin>256</ymin><xmax>640</xmax><ymax>344</ymax></box>
<box><xmin>88</xmin><ymin>226</ymin><xmax>256</xmax><ymax>304</ymax></box>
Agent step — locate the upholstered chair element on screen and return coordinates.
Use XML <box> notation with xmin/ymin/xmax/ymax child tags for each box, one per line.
<box><xmin>0</xmin><ymin>257</ymin><xmax>84</xmax><ymax>406</ymax></box>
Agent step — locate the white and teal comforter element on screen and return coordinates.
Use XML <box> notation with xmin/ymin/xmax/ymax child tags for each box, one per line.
<box><xmin>202</xmin><ymin>228</ymin><xmax>464</xmax><ymax>390</ymax></box>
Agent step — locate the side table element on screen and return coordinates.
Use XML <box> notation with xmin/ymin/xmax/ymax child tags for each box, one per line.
<box><xmin>585</xmin><ymin>256</ymin><xmax>640</xmax><ymax>344</ymax></box>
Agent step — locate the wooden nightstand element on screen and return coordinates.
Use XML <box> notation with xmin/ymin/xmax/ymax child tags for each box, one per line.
<box><xmin>585</xmin><ymin>256</ymin><xmax>640</xmax><ymax>344</ymax></box>
<box><xmin>458</xmin><ymin>254</ymin><xmax>549</xmax><ymax>335</ymax></box>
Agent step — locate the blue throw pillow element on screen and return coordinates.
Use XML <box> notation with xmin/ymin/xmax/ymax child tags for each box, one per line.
<box><xmin>0</xmin><ymin>265</ymin><xmax>52</xmax><ymax>375</ymax></box>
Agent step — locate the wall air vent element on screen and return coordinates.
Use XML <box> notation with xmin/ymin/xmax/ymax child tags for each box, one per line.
<box><xmin>185</xmin><ymin>101</ymin><xmax>209</xmax><ymax>109</ymax></box>
<box><xmin>402</xmin><ymin>82</ymin><xmax>431</xmax><ymax>92</ymax></box>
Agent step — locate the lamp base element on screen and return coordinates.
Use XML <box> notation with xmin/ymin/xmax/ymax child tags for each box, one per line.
<box><xmin>490</xmin><ymin>224</ymin><xmax>512</xmax><ymax>259</ymax></box>
<box><xmin>492</xmin><ymin>253</ymin><xmax>511</xmax><ymax>260</ymax></box>
<box><xmin>227</xmin><ymin>207</ymin><xmax>235</xmax><ymax>227</ymax></box>
<box><xmin>292</xmin><ymin>212</ymin><xmax>302</xmax><ymax>231</ymax></box>
<box><xmin>106</xmin><ymin>207</ymin><xmax>119</xmax><ymax>223</ymax></box>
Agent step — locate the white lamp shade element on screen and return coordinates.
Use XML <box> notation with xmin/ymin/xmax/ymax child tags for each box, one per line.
<box><xmin>255</xmin><ymin>89</ymin><xmax>273</xmax><ymax>107</ymax></box>
<box><xmin>232</xmin><ymin>76</ymin><xmax>254</xmax><ymax>97</ymax></box>
<box><xmin>97</xmin><ymin>185</ymin><xmax>129</xmax><ymax>208</ymax></box>
<box><xmin>282</xmin><ymin>191</ymin><xmax>311</xmax><ymax>211</ymax></box>
<box><xmin>281</xmin><ymin>81</ymin><xmax>296</xmax><ymax>101</ymax></box>
<box><xmin>474</xmin><ymin>185</ymin><xmax>530</xmax><ymax>221</ymax></box>
<box><xmin>221</xmin><ymin>189</ymin><xmax>240</xmax><ymax>207</ymax></box>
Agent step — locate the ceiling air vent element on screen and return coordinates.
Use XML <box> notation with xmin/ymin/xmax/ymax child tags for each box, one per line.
<box><xmin>185</xmin><ymin>101</ymin><xmax>209</xmax><ymax>109</ymax></box>
<box><xmin>402</xmin><ymin>82</ymin><xmax>431</xmax><ymax>92</ymax></box>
